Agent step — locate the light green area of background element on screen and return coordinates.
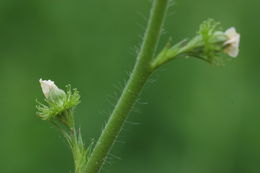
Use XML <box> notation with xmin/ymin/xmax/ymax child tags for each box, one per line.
<box><xmin>0</xmin><ymin>0</ymin><xmax>259</xmax><ymax>172</ymax></box>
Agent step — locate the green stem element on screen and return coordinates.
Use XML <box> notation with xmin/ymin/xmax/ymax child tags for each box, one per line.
<box><xmin>58</xmin><ymin>110</ymin><xmax>87</xmax><ymax>173</ymax></box>
<box><xmin>85</xmin><ymin>0</ymin><xmax>169</xmax><ymax>172</ymax></box>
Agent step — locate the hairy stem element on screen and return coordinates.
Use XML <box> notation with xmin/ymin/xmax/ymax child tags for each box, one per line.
<box><xmin>85</xmin><ymin>0</ymin><xmax>169</xmax><ymax>172</ymax></box>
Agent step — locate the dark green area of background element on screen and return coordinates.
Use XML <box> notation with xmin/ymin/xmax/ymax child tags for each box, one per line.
<box><xmin>0</xmin><ymin>0</ymin><xmax>259</xmax><ymax>172</ymax></box>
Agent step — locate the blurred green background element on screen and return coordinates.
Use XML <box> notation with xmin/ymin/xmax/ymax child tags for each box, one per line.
<box><xmin>0</xmin><ymin>0</ymin><xmax>259</xmax><ymax>172</ymax></box>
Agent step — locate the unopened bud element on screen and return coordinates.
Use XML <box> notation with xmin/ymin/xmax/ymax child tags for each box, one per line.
<box><xmin>39</xmin><ymin>79</ymin><xmax>66</xmax><ymax>105</ymax></box>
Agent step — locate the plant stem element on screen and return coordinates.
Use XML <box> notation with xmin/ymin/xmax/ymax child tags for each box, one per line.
<box><xmin>85</xmin><ymin>0</ymin><xmax>169</xmax><ymax>172</ymax></box>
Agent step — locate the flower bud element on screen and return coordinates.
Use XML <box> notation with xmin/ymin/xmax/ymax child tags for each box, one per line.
<box><xmin>39</xmin><ymin>79</ymin><xmax>66</xmax><ymax>105</ymax></box>
<box><xmin>37</xmin><ymin>79</ymin><xmax>80</xmax><ymax>120</ymax></box>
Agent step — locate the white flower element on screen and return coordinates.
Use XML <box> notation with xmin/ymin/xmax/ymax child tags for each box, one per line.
<box><xmin>39</xmin><ymin>79</ymin><xmax>65</xmax><ymax>99</ymax></box>
<box><xmin>224</xmin><ymin>27</ymin><xmax>240</xmax><ymax>57</ymax></box>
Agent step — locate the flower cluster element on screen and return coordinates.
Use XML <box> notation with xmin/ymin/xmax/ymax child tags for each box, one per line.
<box><xmin>182</xmin><ymin>19</ymin><xmax>240</xmax><ymax>64</ymax></box>
<box><xmin>151</xmin><ymin>19</ymin><xmax>240</xmax><ymax>69</ymax></box>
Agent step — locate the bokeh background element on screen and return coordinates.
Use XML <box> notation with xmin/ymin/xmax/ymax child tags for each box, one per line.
<box><xmin>0</xmin><ymin>0</ymin><xmax>259</xmax><ymax>172</ymax></box>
